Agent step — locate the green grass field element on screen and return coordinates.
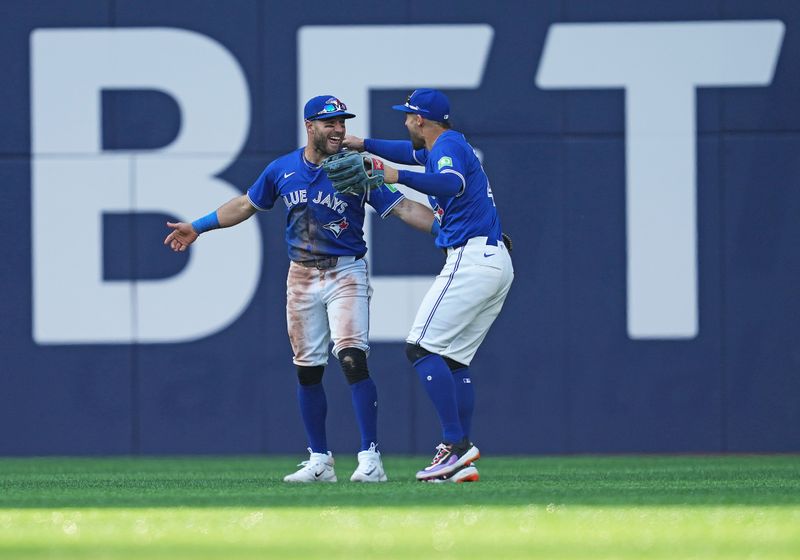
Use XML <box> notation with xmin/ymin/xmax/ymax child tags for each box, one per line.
<box><xmin>1</xmin><ymin>455</ymin><xmax>799</xmax><ymax>559</ymax></box>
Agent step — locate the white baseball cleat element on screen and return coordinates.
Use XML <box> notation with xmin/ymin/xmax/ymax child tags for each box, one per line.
<box><xmin>283</xmin><ymin>448</ymin><xmax>337</xmax><ymax>483</ymax></box>
<box><xmin>350</xmin><ymin>442</ymin><xmax>388</xmax><ymax>482</ymax></box>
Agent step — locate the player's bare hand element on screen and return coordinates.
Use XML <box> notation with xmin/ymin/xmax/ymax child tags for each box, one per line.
<box><xmin>164</xmin><ymin>221</ymin><xmax>198</xmax><ymax>252</ymax></box>
<box><xmin>342</xmin><ymin>135</ymin><xmax>365</xmax><ymax>152</ymax></box>
<box><xmin>383</xmin><ymin>164</ymin><xmax>399</xmax><ymax>184</ymax></box>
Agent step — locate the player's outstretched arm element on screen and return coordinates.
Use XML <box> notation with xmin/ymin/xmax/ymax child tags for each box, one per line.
<box><xmin>216</xmin><ymin>194</ymin><xmax>258</xmax><ymax>227</ymax></box>
<box><xmin>390</xmin><ymin>198</ymin><xmax>436</xmax><ymax>235</ymax></box>
<box><xmin>345</xmin><ymin>135</ymin><xmax>426</xmax><ymax>166</ymax></box>
<box><xmin>164</xmin><ymin>194</ymin><xmax>258</xmax><ymax>252</ymax></box>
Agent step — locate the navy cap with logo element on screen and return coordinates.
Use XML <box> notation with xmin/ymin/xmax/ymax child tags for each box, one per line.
<box><xmin>304</xmin><ymin>95</ymin><xmax>356</xmax><ymax>121</ymax></box>
<box><xmin>392</xmin><ymin>88</ymin><xmax>450</xmax><ymax>122</ymax></box>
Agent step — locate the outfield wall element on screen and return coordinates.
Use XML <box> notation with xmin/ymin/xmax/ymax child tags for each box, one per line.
<box><xmin>1</xmin><ymin>1</ymin><xmax>799</xmax><ymax>456</ymax></box>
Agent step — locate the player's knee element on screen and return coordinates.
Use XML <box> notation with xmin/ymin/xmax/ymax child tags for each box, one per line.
<box><xmin>443</xmin><ymin>356</ymin><xmax>467</xmax><ymax>372</ymax></box>
<box><xmin>405</xmin><ymin>343</ymin><xmax>432</xmax><ymax>364</ymax></box>
<box><xmin>338</xmin><ymin>347</ymin><xmax>370</xmax><ymax>385</ymax></box>
<box><xmin>296</xmin><ymin>365</ymin><xmax>324</xmax><ymax>386</ymax></box>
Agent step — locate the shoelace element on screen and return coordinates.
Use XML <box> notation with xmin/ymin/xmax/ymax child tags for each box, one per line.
<box><xmin>429</xmin><ymin>443</ymin><xmax>451</xmax><ymax>465</ymax></box>
<box><xmin>297</xmin><ymin>448</ymin><xmax>332</xmax><ymax>469</ymax></box>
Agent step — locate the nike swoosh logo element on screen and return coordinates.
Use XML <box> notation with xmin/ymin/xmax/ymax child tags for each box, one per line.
<box><xmin>364</xmin><ymin>467</ymin><xmax>376</xmax><ymax>476</ymax></box>
<box><xmin>284</xmin><ymin>171</ymin><xmax>296</xmax><ymax>179</ymax></box>
<box><xmin>314</xmin><ymin>470</ymin><xmax>325</xmax><ymax>478</ymax></box>
<box><xmin>483</xmin><ymin>253</ymin><xmax>494</xmax><ymax>258</ymax></box>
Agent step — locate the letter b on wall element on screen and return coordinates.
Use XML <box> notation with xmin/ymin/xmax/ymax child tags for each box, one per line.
<box><xmin>31</xmin><ymin>28</ymin><xmax>261</xmax><ymax>344</ymax></box>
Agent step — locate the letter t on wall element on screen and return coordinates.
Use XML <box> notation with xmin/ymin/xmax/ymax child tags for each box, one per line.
<box><xmin>536</xmin><ymin>21</ymin><xmax>784</xmax><ymax>339</ymax></box>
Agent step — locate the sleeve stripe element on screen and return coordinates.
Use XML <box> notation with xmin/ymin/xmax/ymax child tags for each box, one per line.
<box><xmin>379</xmin><ymin>194</ymin><xmax>406</xmax><ymax>219</ymax></box>
<box><xmin>247</xmin><ymin>191</ymin><xmax>269</xmax><ymax>211</ymax></box>
<box><xmin>440</xmin><ymin>168</ymin><xmax>466</xmax><ymax>197</ymax></box>
<box><xmin>412</xmin><ymin>149</ymin><xmax>423</xmax><ymax>165</ymax></box>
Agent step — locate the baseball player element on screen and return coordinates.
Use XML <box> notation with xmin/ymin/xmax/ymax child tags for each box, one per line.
<box><xmin>164</xmin><ymin>95</ymin><xmax>435</xmax><ymax>483</ymax></box>
<box><xmin>336</xmin><ymin>88</ymin><xmax>514</xmax><ymax>483</ymax></box>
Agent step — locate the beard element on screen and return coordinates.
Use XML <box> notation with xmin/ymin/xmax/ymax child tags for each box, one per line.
<box><xmin>409</xmin><ymin>129</ymin><xmax>425</xmax><ymax>150</ymax></box>
<box><xmin>312</xmin><ymin>130</ymin><xmax>339</xmax><ymax>156</ymax></box>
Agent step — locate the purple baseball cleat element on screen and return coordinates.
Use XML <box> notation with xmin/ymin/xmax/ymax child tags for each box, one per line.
<box><xmin>423</xmin><ymin>462</ymin><xmax>481</xmax><ymax>484</ymax></box>
<box><xmin>416</xmin><ymin>440</ymin><xmax>480</xmax><ymax>481</ymax></box>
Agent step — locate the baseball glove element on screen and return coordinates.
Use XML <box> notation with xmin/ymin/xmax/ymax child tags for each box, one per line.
<box><xmin>322</xmin><ymin>151</ymin><xmax>385</xmax><ymax>196</ymax></box>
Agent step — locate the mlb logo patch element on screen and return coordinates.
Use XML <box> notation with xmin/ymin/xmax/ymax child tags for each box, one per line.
<box><xmin>437</xmin><ymin>156</ymin><xmax>453</xmax><ymax>170</ymax></box>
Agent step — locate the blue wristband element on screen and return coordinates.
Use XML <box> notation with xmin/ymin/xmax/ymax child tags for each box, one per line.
<box><xmin>191</xmin><ymin>211</ymin><xmax>220</xmax><ymax>234</ymax></box>
<box><xmin>431</xmin><ymin>220</ymin><xmax>441</xmax><ymax>237</ymax></box>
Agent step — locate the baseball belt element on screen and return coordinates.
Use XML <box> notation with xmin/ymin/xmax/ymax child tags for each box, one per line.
<box><xmin>293</xmin><ymin>255</ymin><xmax>363</xmax><ymax>270</ymax></box>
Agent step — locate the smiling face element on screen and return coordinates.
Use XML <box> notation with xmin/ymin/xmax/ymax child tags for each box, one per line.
<box><xmin>306</xmin><ymin>117</ymin><xmax>346</xmax><ymax>160</ymax></box>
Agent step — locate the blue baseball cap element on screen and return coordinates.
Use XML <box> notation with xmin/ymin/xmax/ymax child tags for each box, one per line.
<box><xmin>392</xmin><ymin>88</ymin><xmax>450</xmax><ymax>122</ymax></box>
<box><xmin>304</xmin><ymin>95</ymin><xmax>355</xmax><ymax>121</ymax></box>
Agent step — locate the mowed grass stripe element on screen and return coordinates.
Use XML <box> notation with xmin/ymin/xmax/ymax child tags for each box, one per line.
<box><xmin>1</xmin><ymin>506</ymin><xmax>799</xmax><ymax>560</ymax></box>
<box><xmin>1</xmin><ymin>455</ymin><xmax>798</xmax><ymax>507</ymax></box>
<box><xmin>0</xmin><ymin>456</ymin><xmax>799</xmax><ymax>559</ymax></box>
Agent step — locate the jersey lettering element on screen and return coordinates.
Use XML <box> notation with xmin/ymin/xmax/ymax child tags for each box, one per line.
<box><xmin>282</xmin><ymin>189</ymin><xmax>349</xmax><ymax>214</ymax></box>
<box><xmin>283</xmin><ymin>189</ymin><xmax>308</xmax><ymax>208</ymax></box>
<box><xmin>312</xmin><ymin>191</ymin><xmax>349</xmax><ymax>214</ymax></box>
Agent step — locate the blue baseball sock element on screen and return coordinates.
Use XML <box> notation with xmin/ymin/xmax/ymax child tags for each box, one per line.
<box><xmin>413</xmin><ymin>354</ymin><xmax>464</xmax><ymax>444</ymax></box>
<box><xmin>349</xmin><ymin>377</ymin><xmax>378</xmax><ymax>451</ymax></box>
<box><xmin>297</xmin><ymin>382</ymin><xmax>327</xmax><ymax>453</ymax></box>
<box><xmin>452</xmin><ymin>367</ymin><xmax>475</xmax><ymax>441</ymax></box>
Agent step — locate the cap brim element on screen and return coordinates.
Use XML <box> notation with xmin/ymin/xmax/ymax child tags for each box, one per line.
<box><xmin>307</xmin><ymin>111</ymin><xmax>356</xmax><ymax>121</ymax></box>
<box><xmin>392</xmin><ymin>104</ymin><xmax>419</xmax><ymax>114</ymax></box>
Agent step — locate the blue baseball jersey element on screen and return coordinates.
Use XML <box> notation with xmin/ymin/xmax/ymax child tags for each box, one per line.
<box><xmin>247</xmin><ymin>148</ymin><xmax>404</xmax><ymax>261</ymax></box>
<box><xmin>417</xmin><ymin>130</ymin><xmax>502</xmax><ymax>249</ymax></box>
